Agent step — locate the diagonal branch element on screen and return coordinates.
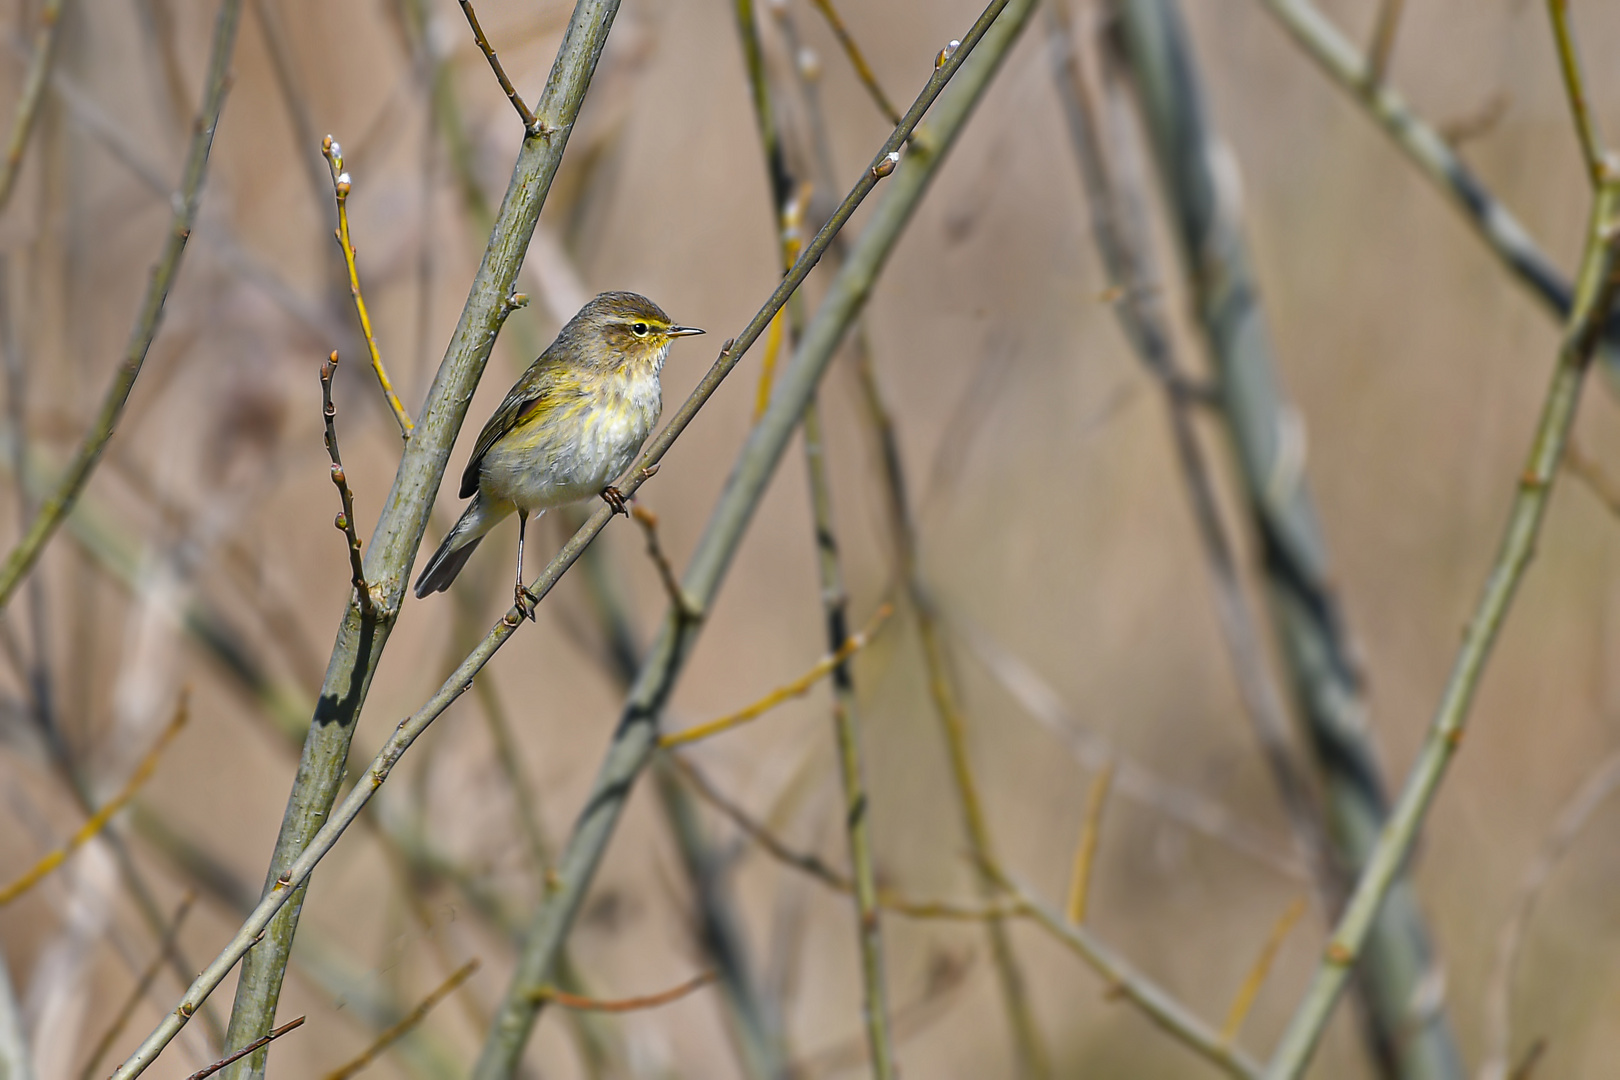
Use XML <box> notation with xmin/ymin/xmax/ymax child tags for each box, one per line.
<box><xmin>0</xmin><ymin>0</ymin><xmax>67</xmax><ymax>214</ymax></box>
<box><xmin>458</xmin><ymin>0</ymin><xmax>542</xmax><ymax>134</ymax></box>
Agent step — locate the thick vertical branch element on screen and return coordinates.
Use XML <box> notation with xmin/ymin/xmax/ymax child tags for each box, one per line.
<box><xmin>471</xmin><ymin>3</ymin><xmax>1039</xmax><ymax>1072</ymax></box>
<box><xmin>1113</xmin><ymin>0</ymin><xmax>1464</xmax><ymax>1075</ymax></box>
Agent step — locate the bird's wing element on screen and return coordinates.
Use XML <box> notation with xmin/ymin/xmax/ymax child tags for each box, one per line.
<box><xmin>459</xmin><ymin>360</ymin><xmax>567</xmax><ymax>499</ymax></box>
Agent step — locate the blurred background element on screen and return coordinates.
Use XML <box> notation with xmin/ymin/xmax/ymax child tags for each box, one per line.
<box><xmin>1</xmin><ymin>0</ymin><xmax>1619</xmax><ymax>1076</ymax></box>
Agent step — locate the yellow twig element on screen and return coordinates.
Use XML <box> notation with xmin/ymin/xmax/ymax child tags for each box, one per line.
<box><xmin>658</xmin><ymin>602</ymin><xmax>892</xmax><ymax>748</ymax></box>
<box><xmin>806</xmin><ymin>0</ymin><xmax>901</xmax><ymax>125</ymax></box>
<box><xmin>0</xmin><ymin>693</ymin><xmax>189</xmax><ymax>906</ymax></box>
<box><xmin>322</xmin><ymin>135</ymin><xmax>415</xmax><ymax>440</ymax></box>
<box><xmin>1064</xmin><ymin>763</ymin><xmax>1114</xmax><ymax>925</ymax></box>
<box><xmin>1220</xmin><ymin>896</ymin><xmax>1307</xmax><ymax>1046</ymax></box>
<box><xmin>753</xmin><ymin>184</ymin><xmax>811</xmax><ymax>420</ymax></box>
<box><xmin>323</xmin><ymin>959</ymin><xmax>480</xmax><ymax>1080</ymax></box>
<box><xmin>531</xmin><ymin>971</ymin><xmax>716</xmax><ymax>1011</ymax></box>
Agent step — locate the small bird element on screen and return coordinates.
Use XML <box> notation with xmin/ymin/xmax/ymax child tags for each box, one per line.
<box><xmin>414</xmin><ymin>291</ymin><xmax>703</xmax><ymax>611</ymax></box>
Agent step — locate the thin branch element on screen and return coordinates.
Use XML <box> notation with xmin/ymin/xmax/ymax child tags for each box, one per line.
<box><xmin>457</xmin><ymin>0</ymin><xmax>542</xmax><ymax>134</ymax></box>
<box><xmin>1063</xmin><ymin>763</ymin><xmax>1113</xmax><ymax>926</ymax></box>
<box><xmin>1546</xmin><ymin>0</ymin><xmax>1605</xmax><ymax>189</ymax></box>
<box><xmin>658</xmin><ymin>602</ymin><xmax>892</xmax><ymax>748</ymax></box>
<box><xmin>530</xmin><ymin>971</ymin><xmax>716</xmax><ymax>1012</ymax></box>
<box><xmin>1563</xmin><ymin>435</ymin><xmax>1620</xmax><ymax>518</ymax></box>
<box><xmin>321</xmin><ymin>960</ymin><xmax>480</xmax><ymax>1080</ymax></box>
<box><xmin>320</xmin><ymin>352</ymin><xmax>374</xmax><ymax>620</ymax></box>
<box><xmin>1478</xmin><ymin>751</ymin><xmax>1620</xmax><ymax>1080</ymax></box>
<box><xmin>994</xmin><ymin>872</ymin><xmax>1263</xmax><ymax>1079</ymax></box>
<box><xmin>1220</xmin><ymin>897</ymin><xmax>1307</xmax><ymax>1046</ymax></box>
<box><xmin>806</xmin><ymin>0</ymin><xmax>901</xmax><ymax>125</ymax></box>
<box><xmin>671</xmin><ymin>751</ymin><xmax>1023</xmax><ymax>922</ymax></box>
<box><xmin>0</xmin><ymin>0</ymin><xmax>66</xmax><ymax>214</ymax></box>
<box><xmin>183</xmin><ymin>1017</ymin><xmax>304</xmax><ymax>1080</ymax></box>
<box><xmin>0</xmin><ymin>0</ymin><xmax>244</xmax><ymax>612</ymax></box>
<box><xmin>113</xmin><ymin>2</ymin><xmax>1009</xmax><ymax>1070</ymax></box>
<box><xmin>0</xmin><ymin>693</ymin><xmax>189</xmax><ymax>905</ymax></box>
<box><xmin>1263</xmin><ymin>168</ymin><xmax>1620</xmax><ymax>1080</ymax></box>
<box><xmin>322</xmin><ymin>137</ymin><xmax>415</xmax><ymax>439</ymax></box>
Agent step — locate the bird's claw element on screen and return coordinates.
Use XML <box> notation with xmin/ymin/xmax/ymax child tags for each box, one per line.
<box><xmin>513</xmin><ymin>585</ymin><xmax>536</xmax><ymax>621</ymax></box>
<box><xmin>601</xmin><ymin>486</ymin><xmax>629</xmax><ymax>517</ymax></box>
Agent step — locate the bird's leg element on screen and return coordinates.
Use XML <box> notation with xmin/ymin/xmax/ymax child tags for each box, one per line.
<box><xmin>514</xmin><ymin>510</ymin><xmax>535</xmax><ymax>620</ymax></box>
<box><xmin>600</xmin><ymin>486</ymin><xmax>629</xmax><ymax>516</ymax></box>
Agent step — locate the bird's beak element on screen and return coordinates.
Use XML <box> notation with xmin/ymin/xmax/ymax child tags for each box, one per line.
<box><xmin>667</xmin><ymin>325</ymin><xmax>705</xmax><ymax>337</ymax></box>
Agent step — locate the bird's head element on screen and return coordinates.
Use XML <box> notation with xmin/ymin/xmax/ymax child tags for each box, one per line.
<box><xmin>566</xmin><ymin>291</ymin><xmax>704</xmax><ymax>375</ymax></box>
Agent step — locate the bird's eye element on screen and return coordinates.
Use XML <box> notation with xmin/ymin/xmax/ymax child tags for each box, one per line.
<box><xmin>631</xmin><ymin>322</ymin><xmax>650</xmax><ymax>336</ymax></box>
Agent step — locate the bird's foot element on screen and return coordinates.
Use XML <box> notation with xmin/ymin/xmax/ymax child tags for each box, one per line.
<box><xmin>601</xmin><ymin>486</ymin><xmax>630</xmax><ymax>517</ymax></box>
<box><xmin>513</xmin><ymin>583</ymin><xmax>536</xmax><ymax>622</ymax></box>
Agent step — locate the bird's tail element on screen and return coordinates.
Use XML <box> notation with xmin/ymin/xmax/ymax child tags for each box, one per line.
<box><xmin>414</xmin><ymin>495</ymin><xmax>502</xmax><ymax>597</ymax></box>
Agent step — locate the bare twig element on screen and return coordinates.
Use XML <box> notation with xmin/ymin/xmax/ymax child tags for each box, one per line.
<box><xmin>993</xmin><ymin>871</ymin><xmax>1263</xmax><ymax>1079</ymax></box>
<box><xmin>1563</xmin><ymin>435</ymin><xmax>1620</xmax><ymax>517</ymax></box>
<box><xmin>1479</xmin><ymin>751</ymin><xmax>1620</xmax><ymax>1080</ymax></box>
<box><xmin>0</xmin><ymin>0</ymin><xmax>66</xmax><ymax>213</ymax></box>
<box><xmin>458</xmin><ymin>0</ymin><xmax>542</xmax><ymax>134</ymax></box>
<box><xmin>0</xmin><ymin>0</ymin><xmax>244</xmax><ymax>611</ymax></box>
<box><xmin>658</xmin><ymin>602</ymin><xmax>892</xmax><ymax>748</ymax></box>
<box><xmin>806</xmin><ymin>0</ymin><xmax>901</xmax><ymax>124</ymax></box>
<box><xmin>531</xmin><ymin>971</ymin><xmax>716</xmax><ymax>1012</ymax></box>
<box><xmin>0</xmin><ymin>694</ymin><xmax>188</xmax><ymax>906</ymax></box>
<box><xmin>669</xmin><ymin>752</ymin><xmax>1023</xmax><ymax>922</ymax></box>
<box><xmin>1264</xmin><ymin>166</ymin><xmax>1620</xmax><ymax>1080</ymax></box>
<box><xmin>1064</xmin><ymin>763</ymin><xmax>1113</xmax><ymax>925</ymax></box>
<box><xmin>322</xmin><ymin>137</ymin><xmax>415</xmax><ymax>439</ymax></box>
<box><xmin>183</xmin><ymin>1018</ymin><xmax>304</xmax><ymax>1080</ymax></box>
<box><xmin>319</xmin><ymin>352</ymin><xmax>374</xmax><ymax>619</ymax></box>
<box><xmin>629</xmin><ymin>503</ymin><xmax>700</xmax><ymax>621</ymax></box>
<box><xmin>321</xmin><ymin>960</ymin><xmax>480</xmax><ymax>1080</ymax></box>
<box><xmin>1220</xmin><ymin>896</ymin><xmax>1307</xmax><ymax>1046</ymax></box>
<box><xmin>1545</xmin><ymin>0</ymin><xmax>1604</xmax><ymax>190</ymax></box>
